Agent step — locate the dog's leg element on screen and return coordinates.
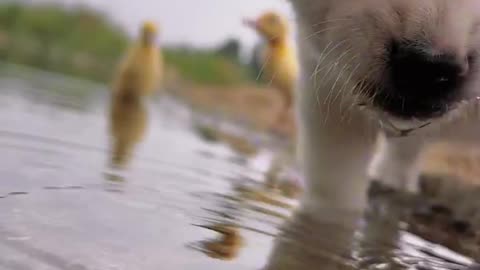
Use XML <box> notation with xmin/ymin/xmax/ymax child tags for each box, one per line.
<box><xmin>368</xmin><ymin>134</ymin><xmax>424</xmax><ymax>192</ymax></box>
<box><xmin>298</xmin><ymin>100</ymin><xmax>378</xmax><ymax>211</ymax></box>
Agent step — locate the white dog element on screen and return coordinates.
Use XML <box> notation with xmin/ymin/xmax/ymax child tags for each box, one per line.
<box><xmin>288</xmin><ymin>0</ymin><xmax>480</xmax><ymax>212</ymax></box>
<box><xmin>262</xmin><ymin>2</ymin><xmax>480</xmax><ymax>268</ymax></box>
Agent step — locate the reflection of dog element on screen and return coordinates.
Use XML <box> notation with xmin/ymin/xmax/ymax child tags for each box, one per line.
<box><xmin>287</xmin><ymin>0</ymin><xmax>480</xmax><ymax>211</ymax></box>
<box><xmin>263</xmin><ymin>182</ymin><xmax>479</xmax><ymax>269</ymax></box>
<box><xmin>264</xmin><ymin>208</ymin><xmax>400</xmax><ymax>269</ymax></box>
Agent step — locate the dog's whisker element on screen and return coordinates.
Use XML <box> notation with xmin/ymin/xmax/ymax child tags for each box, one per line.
<box><xmin>332</xmin><ymin>55</ymin><xmax>360</xmax><ymax>98</ymax></box>
<box><xmin>311</xmin><ymin>39</ymin><xmax>350</xmax><ymax>79</ymax></box>
<box><xmin>304</xmin><ymin>23</ymin><xmax>350</xmax><ymax>42</ymax></box>
<box><xmin>311</xmin><ymin>17</ymin><xmax>352</xmax><ymax>27</ymax></box>
<box><xmin>323</xmin><ymin>47</ymin><xmax>354</xmax><ymax>106</ymax></box>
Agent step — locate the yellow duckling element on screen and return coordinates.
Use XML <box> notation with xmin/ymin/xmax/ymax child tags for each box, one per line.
<box><xmin>244</xmin><ymin>12</ymin><xmax>298</xmax><ymax>110</ymax></box>
<box><xmin>112</xmin><ymin>21</ymin><xmax>162</xmax><ymax>98</ymax></box>
<box><xmin>109</xmin><ymin>21</ymin><xmax>161</xmax><ymax>168</ymax></box>
<box><xmin>245</xmin><ymin>13</ymin><xmax>299</xmax><ymax>186</ymax></box>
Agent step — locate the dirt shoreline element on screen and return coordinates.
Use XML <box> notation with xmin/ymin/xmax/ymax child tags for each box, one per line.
<box><xmin>170</xmin><ymin>84</ymin><xmax>296</xmax><ymax>139</ymax></box>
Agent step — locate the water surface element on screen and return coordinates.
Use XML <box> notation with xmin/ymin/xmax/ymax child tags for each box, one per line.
<box><xmin>0</xmin><ymin>65</ymin><xmax>477</xmax><ymax>270</ymax></box>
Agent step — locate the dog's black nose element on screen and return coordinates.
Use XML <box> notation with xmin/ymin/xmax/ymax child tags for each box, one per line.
<box><xmin>389</xmin><ymin>42</ymin><xmax>468</xmax><ymax>101</ymax></box>
<box><xmin>374</xmin><ymin>41</ymin><xmax>470</xmax><ymax>119</ymax></box>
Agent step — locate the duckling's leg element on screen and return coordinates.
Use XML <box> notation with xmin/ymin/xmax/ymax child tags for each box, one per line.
<box><xmin>111</xmin><ymin>137</ymin><xmax>135</xmax><ymax>168</ymax></box>
<box><xmin>270</xmin><ymin>86</ymin><xmax>297</xmax><ymax>138</ymax></box>
<box><xmin>265</xmin><ymin>151</ymin><xmax>288</xmax><ymax>190</ymax></box>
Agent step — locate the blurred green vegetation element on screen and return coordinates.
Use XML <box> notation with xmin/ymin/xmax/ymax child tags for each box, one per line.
<box><xmin>0</xmin><ymin>2</ymin><xmax>257</xmax><ymax>86</ymax></box>
<box><xmin>164</xmin><ymin>46</ymin><xmax>253</xmax><ymax>86</ymax></box>
<box><xmin>0</xmin><ymin>2</ymin><xmax>129</xmax><ymax>82</ymax></box>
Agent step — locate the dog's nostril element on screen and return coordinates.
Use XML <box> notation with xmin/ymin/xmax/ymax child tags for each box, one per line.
<box><xmin>389</xmin><ymin>41</ymin><xmax>467</xmax><ymax>100</ymax></box>
<box><xmin>373</xmin><ymin>42</ymin><xmax>470</xmax><ymax>119</ymax></box>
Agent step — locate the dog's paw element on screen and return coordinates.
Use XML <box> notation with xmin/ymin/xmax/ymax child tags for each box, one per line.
<box><xmin>367</xmin><ymin>175</ymin><xmax>420</xmax><ymax>195</ymax></box>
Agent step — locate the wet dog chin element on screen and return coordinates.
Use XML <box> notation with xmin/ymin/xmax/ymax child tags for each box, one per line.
<box><xmin>372</xmin><ymin>99</ymin><xmax>470</xmax><ymax>137</ymax></box>
<box><xmin>366</xmin><ymin>100</ymin><xmax>452</xmax><ymax>137</ymax></box>
<box><xmin>369</xmin><ymin>86</ymin><xmax>458</xmax><ymax>119</ymax></box>
<box><xmin>364</xmin><ymin>84</ymin><xmax>468</xmax><ymax>136</ymax></box>
<box><xmin>376</xmin><ymin>114</ymin><xmax>433</xmax><ymax>137</ymax></box>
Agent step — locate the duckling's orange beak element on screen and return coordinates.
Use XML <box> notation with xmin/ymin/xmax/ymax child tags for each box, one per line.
<box><xmin>243</xmin><ymin>18</ymin><xmax>258</xmax><ymax>30</ymax></box>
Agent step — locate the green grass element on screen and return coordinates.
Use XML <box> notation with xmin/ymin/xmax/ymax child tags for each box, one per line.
<box><xmin>0</xmin><ymin>2</ymin><xmax>129</xmax><ymax>82</ymax></box>
<box><xmin>0</xmin><ymin>2</ymin><xmax>257</xmax><ymax>87</ymax></box>
<box><xmin>164</xmin><ymin>48</ymin><xmax>253</xmax><ymax>86</ymax></box>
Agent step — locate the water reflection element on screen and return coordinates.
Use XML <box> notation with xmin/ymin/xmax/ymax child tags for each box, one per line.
<box><xmin>191</xmin><ymin>167</ymin><xmax>299</xmax><ymax>261</ymax></box>
<box><xmin>193</xmin><ymin>124</ymin><xmax>259</xmax><ymax>157</ymax></box>
<box><xmin>195</xmin><ymin>223</ymin><xmax>245</xmax><ymax>260</ymax></box>
<box><xmin>192</xmin><ymin>121</ymin><xmax>303</xmax><ymax>202</ymax></box>
<box><xmin>108</xmin><ymin>91</ymin><xmax>148</xmax><ymax>169</ymax></box>
<box><xmin>103</xmin><ymin>171</ymin><xmax>127</xmax><ymax>193</ymax></box>
<box><xmin>2</xmin><ymin>67</ymin><xmax>480</xmax><ymax>269</ymax></box>
<box><xmin>264</xmin><ymin>183</ymin><xmax>477</xmax><ymax>270</ymax></box>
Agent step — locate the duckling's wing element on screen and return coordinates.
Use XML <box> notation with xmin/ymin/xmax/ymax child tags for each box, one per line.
<box><xmin>111</xmin><ymin>46</ymin><xmax>140</xmax><ymax>94</ymax></box>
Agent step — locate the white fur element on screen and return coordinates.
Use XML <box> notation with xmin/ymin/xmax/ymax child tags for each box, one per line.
<box><xmin>263</xmin><ymin>1</ymin><xmax>480</xmax><ymax>268</ymax></box>
<box><xmin>289</xmin><ymin>0</ymin><xmax>480</xmax><ymax>212</ymax></box>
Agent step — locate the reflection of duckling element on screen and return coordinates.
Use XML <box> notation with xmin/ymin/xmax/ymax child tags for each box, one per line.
<box><xmin>109</xmin><ymin>96</ymin><xmax>147</xmax><ymax>168</ymax></box>
<box><xmin>201</xmin><ymin>224</ymin><xmax>244</xmax><ymax>260</ymax></box>
<box><xmin>244</xmin><ymin>12</ymin><xmax>298</xmax><ymax>110</ymax></box>
<box><xmin>109</xmin><ymin>21</ymin><xmax>161</xmax><ymax>168</ymax></box>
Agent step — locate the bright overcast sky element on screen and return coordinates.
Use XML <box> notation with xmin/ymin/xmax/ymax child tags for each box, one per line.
<box><xmin>31</xmin><ymin>0</ymin><xmax>295</xmax><ymax>52</ymax></box>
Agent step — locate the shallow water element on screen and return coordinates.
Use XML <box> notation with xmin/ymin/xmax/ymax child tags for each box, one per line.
<box><xmin>0</xmin><ymin>65</ymin><xmax>477</xmax><ymax>270</ymax></box>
